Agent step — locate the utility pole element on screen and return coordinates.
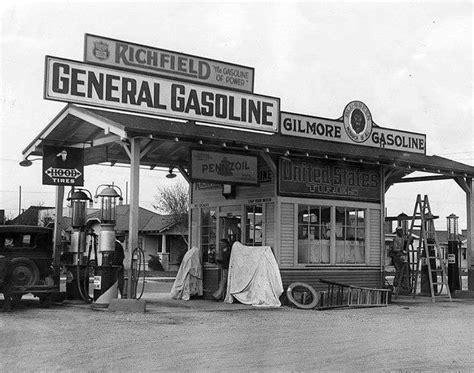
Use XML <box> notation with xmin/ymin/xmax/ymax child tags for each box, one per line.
<box><xmin>18</xmin><ymin>185</ymin><xmax>22</xmax><ymax>216</ymax></box>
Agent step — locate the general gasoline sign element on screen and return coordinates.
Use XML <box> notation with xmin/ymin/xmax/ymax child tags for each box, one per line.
<box><xmin>44</xmin><ymin>56</ymin><xmax>279</xmax><ymax>133</ymax></box>
<box><xmin>84</xmin><ymin>34</ymin><xmax>255</xmax><ymax>93</ymax></box>
<box><xmin>42</xmin><ymin>146</ymin><xmax>84</xmax><ymax>186</ymax></box>
<box><xmin>191</xmin><ymin>150</ymin><xmax>258</xmax><ymax>185</ymax></box>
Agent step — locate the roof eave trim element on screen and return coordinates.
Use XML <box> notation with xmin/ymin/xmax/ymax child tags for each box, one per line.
<box><xmin>22</xmin><ymin>104</ymin><xmax>129</xmax><ymax>158</ymax></box>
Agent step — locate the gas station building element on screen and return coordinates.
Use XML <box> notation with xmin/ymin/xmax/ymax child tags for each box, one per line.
<box><xmin>21</xmin><ymin>34</ymin><xmax>474</xmax><ymax>298</ymax></box>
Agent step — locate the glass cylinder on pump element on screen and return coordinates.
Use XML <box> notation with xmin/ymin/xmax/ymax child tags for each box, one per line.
<box><xmin>95</xmin><ymin>185</ymin><xmax>122</xmax><ymax>266</ymax></box>
<box><xmin>67</xmin><ymin>189</ymin><xmax>92</xmax><ymax>265</ymax></box>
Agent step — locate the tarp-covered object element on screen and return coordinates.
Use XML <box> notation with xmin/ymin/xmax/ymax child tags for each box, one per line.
<box><xmin>170</xmin><ymin>246</ymin><xmax>203</xmax><ymax>300</ymax></box>
<box><xmin>224</xmin><ymin>242</ymin><xmax>283</xmax><ymax>307</ymax></box>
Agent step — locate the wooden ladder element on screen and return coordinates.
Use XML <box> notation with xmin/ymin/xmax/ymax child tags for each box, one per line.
<box><xmin>408</xmin><ymin>195</ymin><xmax>452</xmax><ymax>303</ymax></box>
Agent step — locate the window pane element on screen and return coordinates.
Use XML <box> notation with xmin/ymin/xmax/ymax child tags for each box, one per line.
<box><xmin>245</xmin><ymin>204</ymin><xmax>263</xmax><ymax>246</ymax></box>
<box><xmin>201</xmin><ymin>208</ymin><xmax>216</xmax><ymax>263</ymax></box>
<box><xmin>335</xmin><ymin>207</ymin><xmax>366</xmax><ymax>264</ymax></box>
<box><xmin>298</xmin><ymin>205</ymin><xmax>330</xmax><ymax>264</ymax></box>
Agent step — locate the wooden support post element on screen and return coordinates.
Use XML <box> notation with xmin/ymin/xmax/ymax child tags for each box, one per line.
<box><xmin>466</xmin><ymin>178</ymin><xmax>474</xmax><ymax>290</ymax></box>
<box><xmin>53</xmin><ymin>185</ymin><xmax>64</xmax><ymax>266</ymax></box>
<box><xmin>127</xmin><ymin>138</ymin><xmax>140</xmax><ymax>298</ymax></box>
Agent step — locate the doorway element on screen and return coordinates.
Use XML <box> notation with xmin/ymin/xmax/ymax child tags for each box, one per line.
<box><xmin>202</xmin><ymin>209</ymin><xmax>241</xmax><ymax>299</ymax></box>
<box><xmin>219</xmin><ymin>213</ymin><xmax>242</xmax><ymax>244</ymax></box>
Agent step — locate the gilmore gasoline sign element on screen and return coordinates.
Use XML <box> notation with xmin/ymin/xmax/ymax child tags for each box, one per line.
<box><xmin>44</xmin><ymin>56</ymin><xmax>279</xmax><ymax>133</ymax></box>
<box><xmin>42</xmin><ymin>146</ymin><xmax>84</xmax><ymax>186</ymax></box>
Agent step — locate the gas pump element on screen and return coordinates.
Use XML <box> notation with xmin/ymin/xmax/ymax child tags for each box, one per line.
<box><xmin>447</xmin><ymin>214</ymin><xmax>461</xmax><ymax>293</ymax></box>
<box><xmin>65</xmin><ymin>188</ymin><xmax>93</xmax><ymax>302</ymax></box>
<box><xmin>92</xmin><ymin>184</ymin><xmax>123</xmax><ymax>307</ymax></box>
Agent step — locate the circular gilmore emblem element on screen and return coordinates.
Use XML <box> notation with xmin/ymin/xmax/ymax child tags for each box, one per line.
<box><xmin>343</xmin><ymin>101</ymin><xmax>373</xmax><ymax>143</ymax></box>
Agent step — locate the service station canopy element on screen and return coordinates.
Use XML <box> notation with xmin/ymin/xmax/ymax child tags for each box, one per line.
<box><xmin>22</xmin><ymin>103</ymin><xmax>474</xmax><ymax>189</ymax></box>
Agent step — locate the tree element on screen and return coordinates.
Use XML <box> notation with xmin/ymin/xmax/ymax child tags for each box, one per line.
<box><xmin>153</xmin><ymin>182</ymin><xmax>189</xmax><ymax>245</ymax></box>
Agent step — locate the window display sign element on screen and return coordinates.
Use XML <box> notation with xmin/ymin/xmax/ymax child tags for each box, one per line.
<box><xmin>44</xmin><ymin>56</ymin><xmax>279</xmax><ymax>133</ymax></box>
<box><xmin>281</xmin><ymin>101</ymin><xmax>426</xmax><ymax>154</ymax></box>
<box><xmin>191</xmin><ymin>150</ymin><xmax>258</xmax><ymax>185</ymax></box>
<box><xmin>278</xmin><ymin>158</ymin><xmax>381</xmax><ymax>202</ymax></box>
<box><xmin>84</xmin><ymin>34</ymin><xmax>255</xmax><ymax>93</ymax></box>
<box><xmin>42</xmin><ymin>146</ymin><xmax>84</xmax><ymax>186</ymax></box>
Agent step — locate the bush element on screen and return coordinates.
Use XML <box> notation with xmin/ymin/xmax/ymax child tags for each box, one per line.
<box><xmin>148</xmin><ymin>254</ymin><xmax>164</xmax><ymax>272</ymax></box>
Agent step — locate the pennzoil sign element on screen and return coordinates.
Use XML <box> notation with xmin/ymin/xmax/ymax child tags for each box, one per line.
<box><xmin>191</xmin><ymin>150</ymin><xmax>258</xmax><ymax>185</ymax></box>
<box><xmin>84</xmin><ymin>34</ymin><xmax>255</xmax><ymax>93</ymax></box>
<box><xmin>42</xmin><ymin>146</ymin><xmax>84</xmax><ymax>186</ymax></box>
<box><xmin>44</xmin><ymin>56</ymin><xmax>279</xmax><ymax>133</ymax></box>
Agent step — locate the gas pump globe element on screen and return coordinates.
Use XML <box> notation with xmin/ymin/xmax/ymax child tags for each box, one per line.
<box><xmin>447</xmin><ymin>213</ymin><xmax>461</xmax><ymax>292</ymax></box>
<box><xmin>95</xmin><ymin>184</ymin><xmax>123</xmax><ymax>265</ymax></box>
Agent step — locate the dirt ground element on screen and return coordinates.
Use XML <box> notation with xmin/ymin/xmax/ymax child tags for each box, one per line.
<box><xmin>1</xmin><ymin>287</ymin><xmax>474</xmax><ymax>372</ymax></box>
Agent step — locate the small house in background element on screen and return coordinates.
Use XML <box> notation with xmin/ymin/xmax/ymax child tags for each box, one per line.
<box><xmin>84</xmin><ymin>204</ymin><xmax>187</xmax><ymax>271</ymax></box>
<box><xmin>11</xmin><ymin>205</ymin><xmax>56</xmax><ymax>226</ymax></box>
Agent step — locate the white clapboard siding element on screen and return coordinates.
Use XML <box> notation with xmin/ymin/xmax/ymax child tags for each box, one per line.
<box><xmin>265</xmin><ymin>202</ymin><xmax>275</xmax><ymax>249</ymax></box>
<box><xmin>369</xmin><ymin>208</ymin><xmax>382</xmax><ymax>266</ymax></box>
<box><xmin>193</xmin><ymin>182</ymin><xmax>274</xmax><ymax>203</ymax></box>
<box><xmin>279</xmin><ymin>202</ymin><xmax>295</xmax><ymax>267</ymax></box>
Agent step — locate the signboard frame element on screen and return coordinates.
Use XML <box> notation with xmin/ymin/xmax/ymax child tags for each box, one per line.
<box><xmin>44</xmin><ymin>56</ymin><xmax>279</xmax><ymax>133</ymax></box>
<box><xmin>42</xmin><ymin>145</ymin><xmax>84</xmax><ymax>186</ymax></box>
<box><xmin>190</xmin><ymin>149</ymin><xmax>259</xmax><ymax>186</ymax></box>
<box><xmin>281</xmin><ymin>110</ymin><xmax>427</xmax><ymax>155</ymax></box>
<box><xmin>278</xmin><ymin>157</ymin><xmax>381</xmax><ymax>203</ymax></box>
<box><xmin>84</xmin><ymin>33</ymin><xmax>255</xmax><ymax>93</ymax></box>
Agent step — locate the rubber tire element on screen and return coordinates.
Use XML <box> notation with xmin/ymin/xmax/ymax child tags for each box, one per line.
<box><xmin>10</xmin><ymin>257</ymin><xmax>40</xmax><ymax>288</ymax></box>
<box><xmin>286</xmin><ymin>282</ymin><xmax>319</xmax><ymax>309</ymax></box>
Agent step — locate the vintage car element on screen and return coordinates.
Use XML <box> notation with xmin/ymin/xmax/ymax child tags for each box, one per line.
<box><xmin>0</xmin><ymin>225</ymin><xmax>59</xmax><ymax>308</ymax></box>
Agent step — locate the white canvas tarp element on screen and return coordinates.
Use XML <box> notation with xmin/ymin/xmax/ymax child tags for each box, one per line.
<box><xmin>224</xmin><ymin>242</ymin><xmax>283</xmax><ymax>307</ymax></box>
<box><xmin>170</xmin><ymin>246</ymin><xmax>203</xmax><ymax>300</ymax></box>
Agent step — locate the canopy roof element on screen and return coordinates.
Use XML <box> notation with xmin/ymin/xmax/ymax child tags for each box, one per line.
<box><xmin>22</xmin><ymin>104</ymin><xmax>474</xmax><ymax>184</ymax></box>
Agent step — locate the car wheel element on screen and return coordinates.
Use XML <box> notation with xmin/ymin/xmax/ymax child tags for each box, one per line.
<box><xmin>10</xmin><ymin>257</ymin><xmax>40</xmax><ymax>288</ymax></box>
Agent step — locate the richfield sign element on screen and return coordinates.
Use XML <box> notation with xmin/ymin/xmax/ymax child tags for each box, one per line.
<box><xmin>191</xmin><ymin>150</ymin><xmax>258</xmax><ymax>185</ymax></box>
<box><xmin>281</xmin><ymin>101</ymin><xmax>426</xmax><ymax>154</ymax></box>
<box><xmin>44</xmin><ymin>56</ymin><xmax>279</xmax><ymax>132</ymax></box>
<box><xmin>84</xmin><ymin>34</ymin><xmax>255</xmax><ymax>93</ymax></box>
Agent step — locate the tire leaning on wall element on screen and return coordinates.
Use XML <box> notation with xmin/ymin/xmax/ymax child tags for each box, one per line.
<box><xmin>286</xmin><ymin>282</ymin><xmax>320</xmax><ymax>309</ymax></box>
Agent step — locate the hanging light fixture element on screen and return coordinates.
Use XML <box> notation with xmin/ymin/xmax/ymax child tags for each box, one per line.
<box><xmin>19</xmin><ymin>157</ymin><xmax>42</xmax><ymax>167</ymax></box>
<box><xmin>166</xmin><ymin>167</ymin><xmax>177</xmax><ymax>179</ymax></box>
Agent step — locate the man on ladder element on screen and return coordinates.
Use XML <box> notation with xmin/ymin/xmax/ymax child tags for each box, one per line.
<box><xmin>391</xmin><ymin>226</ymin><xmax>410</xmax><ymax>295</ymax></box>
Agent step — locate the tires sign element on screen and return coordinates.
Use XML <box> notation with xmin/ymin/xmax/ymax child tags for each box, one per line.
<box><xmin>42</xmin><ymin>146</ymin><xmax>84</xmax><ymax>186</ymax></box>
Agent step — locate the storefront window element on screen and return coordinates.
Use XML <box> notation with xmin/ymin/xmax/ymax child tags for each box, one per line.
<box><xmin>245</xmin><ymin>204</ymin><xmax>263</xmax><ymax>246</ymax></box>
<box><xmin>297</xmin><ymin>205</ymin><xmax>330</xmax><ymax>264</ymax></box>
<box><xmin>336</xmin><ymin>207</ymin><xmax>365</xmax><ymax>264</ymax></box>
<box><xmin>201</xmin><ymin>207</ymin><xmax>217</xmax><ymax>263</ymax></box>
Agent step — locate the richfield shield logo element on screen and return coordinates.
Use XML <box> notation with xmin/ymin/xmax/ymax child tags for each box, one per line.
<box><xmin>343</xmin><ymin>101</ymin><xmax>373</xmax><ymax>143</ymax></box>
<box><xmin>93</xmin><ymin>41</ymin><xmax>109</xmax><ymax>60</ymax></box>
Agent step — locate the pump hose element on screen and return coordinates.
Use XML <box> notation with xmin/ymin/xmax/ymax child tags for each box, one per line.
<box><xmin>131</xmin><ymin>247</ymin><xmax>146</xmax><ymax>299</ymax></box>
<box><xmin>76</xmin><ymin>234</ymin><xmax>97</xmax><ymax>303</ymax></box>
<box><xmin>76</xmin><ymin>260</ymin><xmax>93</xmax><ymax>303</ymax></box>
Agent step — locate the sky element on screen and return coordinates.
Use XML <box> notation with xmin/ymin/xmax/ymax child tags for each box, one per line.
<box><xmin>0</xmin><ymin>1</ymin><xmax>473</xmax><ymax>230</ymax></box>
